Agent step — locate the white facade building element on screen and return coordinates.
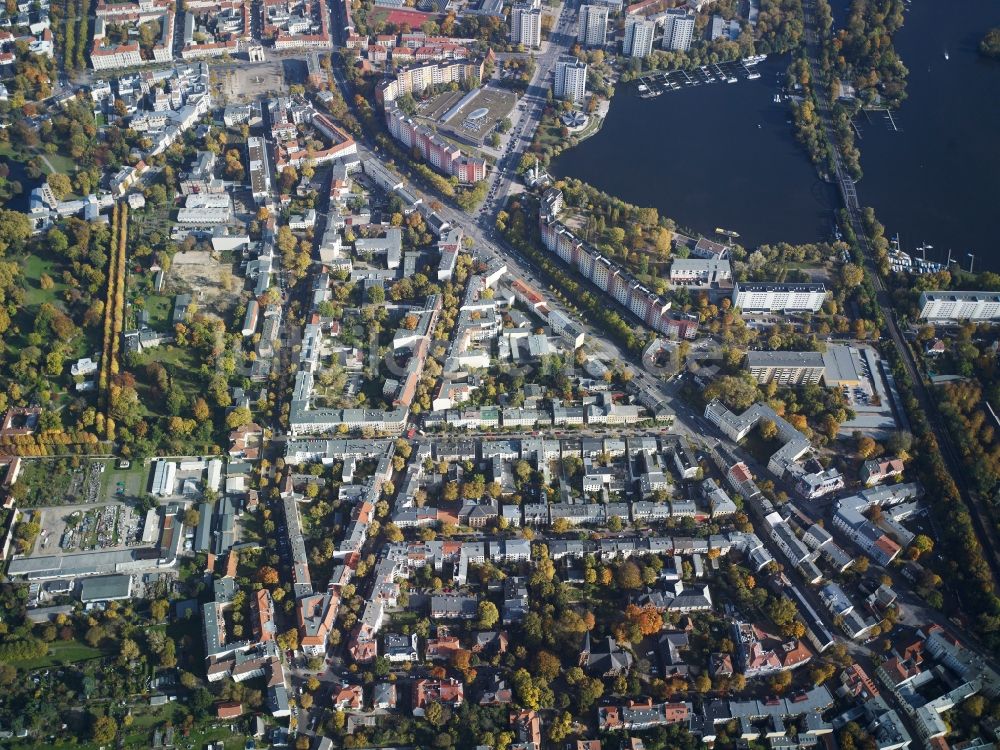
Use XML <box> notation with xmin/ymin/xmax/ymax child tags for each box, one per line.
<box><xmin>554</xmin><ymin>55</ymin><xmax>588</xmax><ymax>103</ymax></box>
<box><xmin>732</xmin><ymin>282</ymin><xmax>827</xmax><ymax>313</ymax></box>
<box><xmin>623</xmin><ymin>15</ymin><xmax>656</xmax><ymax>57</ymax></box>
<box><xmin>510</xmin><ymin>0</ymin><xmax>542</xmax><ymax>47</ymax></box>
<box><xmin>917</xmin><ymin>291</ymin><xmax>1000</xmax><ymax>321</ymax></box>
<box><xmin>577</xmin><ymin>4</ymin><xmax>609</xmax><ymax>47</ymax></box>
<box><xmin>661</xmin><ymin>8</ymin><xmax>695</xmax><ymax>51</ymax></box>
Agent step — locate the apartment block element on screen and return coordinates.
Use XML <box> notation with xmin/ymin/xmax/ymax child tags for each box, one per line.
<box><xmin>623</xmin><ymin>15</ymin><xmax>656</xmax><ymax>57</ymax></box>
<box><xmin>661</xmin><ymin>8</ymin><xmax>695</xmax><ymax>51</ymax></box>
<box><xmin>578</xmin><ymin>4</ymin><xmax>609</xmax><ymax>46</ymax></box>
<box><xmin>746</xmin><ymin>351</ymin><xmax>825</xmax><ymax>385</ymax></box>
<box><xmin>554</xmin><ymin>55</ymin><xmax>588</xmax><ymax>103</ymax></box>
<box><xmin>732</xmin><ymin>282</ymin><xmax>827</xmax><ymax>313</ymax></box>
<box><xmin>917</xmin><ymin>290</ymin><xmax>1000</xmax><ymax>321</ymax></box>
<box><xmin>510</xmin><ymin>0</ymin><xmax>541</xmax><ymax>47</ymax></box>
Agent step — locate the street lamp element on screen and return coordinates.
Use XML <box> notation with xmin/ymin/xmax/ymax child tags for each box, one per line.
<box><xmin>968</xmin><ymin>253</ymin><xmax>976</xmax><ymax>274</ymax></box>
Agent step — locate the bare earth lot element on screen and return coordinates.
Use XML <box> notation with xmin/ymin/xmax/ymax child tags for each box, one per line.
<box><xmin>169</xmin><ymin>250</ymin><xmax>240</xmax><ymax>317</ymax></box>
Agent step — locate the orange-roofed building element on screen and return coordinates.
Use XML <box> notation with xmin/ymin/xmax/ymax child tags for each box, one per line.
<box><xmin>332</xmin><ymin>684</ymin><xmax>364</xmax><ymax>710</ymax></box>
<box><xmin>216</xmin><ymin>701</ymin><xmax>243</xmax><ymax>719</ymax></box>
<box><xmin>413</xmin><ymin>678</ymin><xmax>463</xmax><ymax>714</ymax></box>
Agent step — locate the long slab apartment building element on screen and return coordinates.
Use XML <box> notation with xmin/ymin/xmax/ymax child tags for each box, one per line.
<box><xmin>917</xmin><ymin>290</ymin><xmax>1000</xmax><ymax>322</ymax></box>
<box><xmin>385</xmin><ymin>104</ymin><xmax>486</xmax><ymax>183</ymax></box>
<box><xmin>378</xmin><ymin>58</ymin><xmax>488</xmax><ymax>184</ymax></box>
<box><xmin>539</xmin><ymin>189</ymin><xmax>698</xmax><ymax>339</ymax></box>
<box><xmin>732</xmin><ymin>282</ymin><xmax>827</xmax><ymax>313</ymax></box>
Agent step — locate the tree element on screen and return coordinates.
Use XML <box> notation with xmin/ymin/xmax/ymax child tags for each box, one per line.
<box><xmin>512</xmin><ymin>668</ymin><xmax>541</xmax><ymax>709</ymax></box>
<box><xmin>477</xmin><ymin>600</ymin><xmax>499</xmax><ymax>629</ymax></box>
<box><xmin>258</xmin><ymin>566</ymin><xmax>280</xmax><ymax>585</ymax></box>
<box><xmin>548</xmin><ymin>712</ymin><xmax>573</xmax><ymax>743</ymax></box>
<box><xmin>149</xmin><ymin>599</ymin><xmax>170</xmax><ymax>622</ymax></box>
<box><xmin>193</xmin><ymin>398</ymin><xmax>210</xmax><ymax>421</ymax></box>
<box><xmin>119</xmin><ymin>638</ymin><xmax>140</xmax><ymax>662</ymax></box>
<box><xmin>615</xmin><ymin>561</ymin><xmax>643</xmax><ymax>589</ymax></box>
<box><xmin>759</xmin><ymin>419</ymin><xmax>778</xmax><ymax>440</ymax></box>
<box><xmin>856</xmin><ymin>435</ymin><xmax>878</xmax><ymax>459</ymax></box>
<box><xmin>183</xmin><ymin>508</ymin><xmax>200</xmax><ymax>528</ymax></box>
<box><xmin>180</xmin><ymin>671</ymin><xmax>200</xmax><ymax>689</ymax></box>
<box><xmin>964</xmin><ymin>694</ymin><xmax>986</xmax><ymax>718</ymax></box>
<box><xmin>979</xmin><ymin>27</ymin><xmax>1000</xmax><ymax>59</ymax></box>
<box><xmin>908</xmin><ymin>534</ymin><xmax>933</xmax><ymax>559</ymax></box>
<box><xmin>47</xmin><ymin>172</ymin><xmax>72</xmax><ymax>200</ymax></box>
<box><xmin>367</xmin><ymin>285</ymin><xmax>385</xmax><ymax>304</ymax></box>
<box><xmin>840</xmin><ymin>263</ymin><xmax>864</xmax><ymax>288</ymax></box>
<box><xmin>424</xmin><ymin>700</ymin><xmax>446</xmax><ymax>727</ymax></box>
<box><xmin>536</xmin><ymin>650</ymin><xmax>561</xmax><ymax>682</ymax></box>
<box><xmin>226</xmin><ymin>406</ymin><xmax>252</xmax><ymax>430</ymax></box>
<box><xmin>769</xmin><ymin>670</ymin><xmax>793</xmax><ymax>693</ymax></box>
<box><xmin>767</xmin><ymin>596</ymin><xmax>798</xmax><ymax>627</ymax></box>
<box><xmin>90</xmin><ymin>715</ymin><xmax>117</xmax><ymax>744</ymax></box>
<box><xmin>624</xmin><ymin>604</ymin><xmax>663</xmax><ymax>636</ymax></box>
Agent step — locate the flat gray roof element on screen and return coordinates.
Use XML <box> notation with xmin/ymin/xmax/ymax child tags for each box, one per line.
<box><xmin>822</xmin><ymin>344</ymin><xmax>863</xmax><ymax>384</ymax></box>
<box><xmin>8</xmin><ymin>549</ymin><xmax>142</xmax><ymax>579</ymax></box>
<box><xmin>79</xmin><ymin>574</ymin><xmax>132</xmax><ymax>602</ymax></box>
<box><xmin>747</xmin><ymin>351</ymin><xmax>824</xmax><ymax>368</ymax></box>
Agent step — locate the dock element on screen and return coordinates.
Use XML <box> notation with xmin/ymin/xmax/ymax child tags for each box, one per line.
<box><xmin>636</xmin><ymin>56</ymin><xmax>766</xmax><ymax>99</ymax></box>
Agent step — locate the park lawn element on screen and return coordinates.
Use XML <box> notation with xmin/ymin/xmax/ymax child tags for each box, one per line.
<box><xmin>20</xmin><ymin>252</ymin><xmax>69</xmax><ymax>307</ymax></box>
<box><xmin>0</xmin><ymin>142</ymin><xmax>76</xmax><ymax>177</ymax></box>
<box><xmin>13</xmin><ymin>639</ymin><xmax>106</xmax><ymax>670</ymax></box>
<box><xmin>18</xmin><ymin>247</ymin><xmax>101</xmax><ymax>366</ymax></box>
<box><xmin>143</xmin><ymin>294</ymin><xmax>174</xmax><ymax>330</ymax></box>
<box><xmin>40</xmin><ymin>152</ymin><xmax>77</xmax><ymax>176</ymax></box>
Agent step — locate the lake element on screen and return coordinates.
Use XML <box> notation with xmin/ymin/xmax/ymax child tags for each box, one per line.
<box><xmin>552</xmin><ymin>0</ymin><xmax>1000</xmax><ymax>268</ymax></box>
<box><xmin>551</xmin><ymin>56</ymin><xmax>841</xmax><ymax>248</ymax></box>
<box><xmin>856</xmin><ymin>0</ymin><xmax>1000</xmax><ymax>272</ymax></box>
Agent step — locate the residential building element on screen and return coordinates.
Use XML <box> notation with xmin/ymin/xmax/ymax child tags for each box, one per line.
<box><xmin>918</xmin><ymin>291</ymin><xmax>1000</xmax><ymax>321</ymax></box>
<box><xmin>661</xmin><ymin>8</ymin><xmax>695</xmax><ymax>51</ymax></box>
<box><xmin>746</xmin><ymin>351</ymin><xmax>825</xmax><ymax>385</ymax></box>
<box><xmin>623</xmin><ymin>15</ymin><xmax>656</xmax><ymax>57</ymax></box>
<box><xmin>578</xmin><ymin>4</ymin><xmax>608</xmax><ymax>46</ymax></box>
<box><xmin>510</xmin><ymin>0</ymin><xmax>541</xmax><ymax>47</ymax></box>
<box><xmin>412</xmin><ymin>678</ymin><xmax>464</xmax><ymax>715</ymax></box>
<box><xmin>554</xmin><ymin>55</ymin><xmax>588</xmax><ymax>103</ymax></box>
<box><xmin>732</xmin><ymin>282</ymin><xmax>827</xmax><ymax>313</ymax></box>
<box><xmin>861</xmin><ymin>458</ymin><xmax>905</xmax><ymax>486</ymax></box>
<box><xmin>669</xmin><ymin>258</ymin><xmax>732</xmax><ymax>284</ymax></box>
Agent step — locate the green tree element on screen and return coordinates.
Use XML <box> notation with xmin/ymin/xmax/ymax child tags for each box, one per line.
<box><xmin>477</xmin><ymin>600</ymin><xmax>499</xmax><ymax>629</ymax></box>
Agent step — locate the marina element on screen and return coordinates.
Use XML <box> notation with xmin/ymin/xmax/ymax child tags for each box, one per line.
<box><xmin>636</xmin><ymin>55</ymin><xmax>767</xmax><ymax>98</ymax></box>
<box><xmin>888</xmin><ymin>235</ymin><xmax>946</xmax><ymax>275</ymax></box>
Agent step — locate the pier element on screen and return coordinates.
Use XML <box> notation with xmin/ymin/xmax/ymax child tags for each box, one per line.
<box><xmin>636</xmin><ymin>56</ymin><xmax>766</xmax><ymax>99</ymax></box>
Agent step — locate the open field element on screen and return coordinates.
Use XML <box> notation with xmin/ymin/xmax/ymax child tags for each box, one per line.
<box><xmin>11</xmin><ymin>640</ymin><xmax>107</xmax><ymax>670</ymax></box>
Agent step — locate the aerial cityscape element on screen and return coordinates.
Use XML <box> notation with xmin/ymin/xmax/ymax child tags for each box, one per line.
<box><xmin>0</xmin><ymin>0</ymin><xmax>997</xmax><ymax>748</ymax></box>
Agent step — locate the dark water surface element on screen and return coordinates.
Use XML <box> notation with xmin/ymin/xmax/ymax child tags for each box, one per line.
<box><xmin>553</xmin><ymin>1</ymin><xmax>1000</xmax><ymax>267</ymax></box>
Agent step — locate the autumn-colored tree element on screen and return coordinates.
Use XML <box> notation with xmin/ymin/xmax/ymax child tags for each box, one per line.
<box><xmin>624</xmin><ymin>604</ymin><xmax>664</xmax><ymax>636</ymax></box>
<box><xmin>257</xmin><ymin>566</ymin><xmax>280</xmax><ymax>585</ymax></box>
